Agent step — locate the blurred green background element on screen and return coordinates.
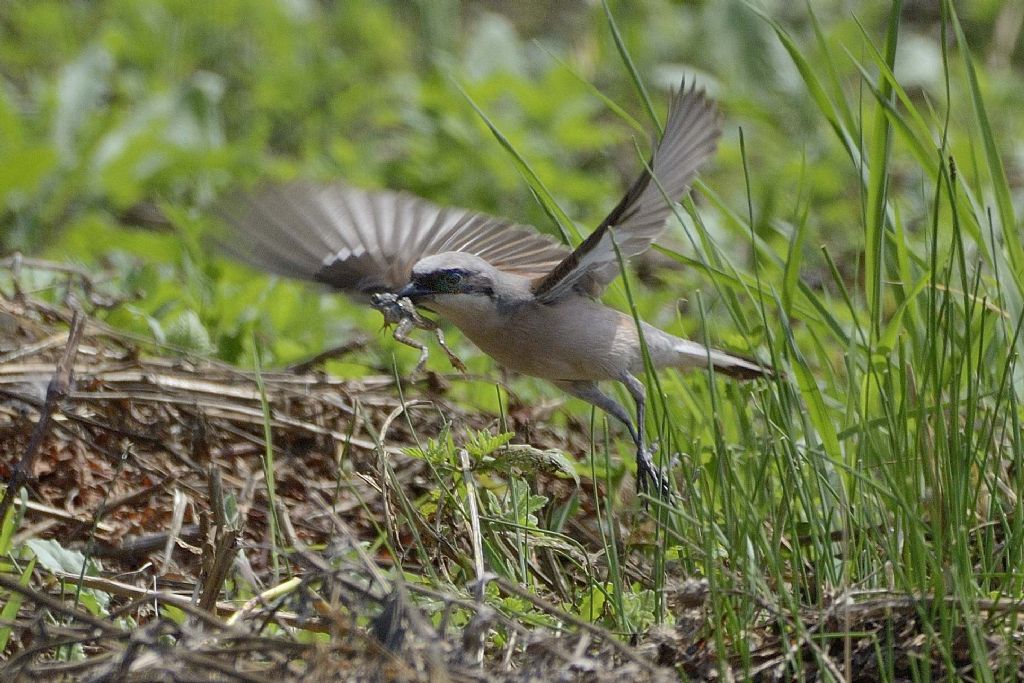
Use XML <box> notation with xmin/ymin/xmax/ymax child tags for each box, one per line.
<box><xmin>1</xmin><ymin>0</ymin><xmax>1021</xmax><ymax>374</ymax></box>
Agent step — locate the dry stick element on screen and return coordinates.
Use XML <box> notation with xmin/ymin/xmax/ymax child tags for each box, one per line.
<box><xmin>176</xmin><ymin>650</ymin><xmax>274</xmax><ymax>683</ymax></box>
<box><xmin>7</xmin><ymin>497</ymin><xmax>116</xmax><ymax>533</ymax></box>
<box><xmin>161</xmin><ymin>488</ymin><xmax>189</xmax><ymax>576</ymax></box>
<box><xmin>459</xmin><ymin>449</ymin><xmax>487</xmax><ymax>592</ymax></box>
<box><xmin>57</xmin><ymin>570</ymin><xmax>325</xmax><ymax>633</ymax></box>
<box><xmin>15</xmin><ymin>651</ymin><xmax>117</xmax><ymax>677</ymax></box>
<box><xmin>199</xmin><ymin>466</ymin><xmax>240</xmax><ymax>612</ymax></box>
<box><xmin>0</xmin><ymin>255</ymin><xmax>101</xmax><ymax>285</ymax></box>
<box><xmin>0</xmin><ymin>572</ymin><xmax>118</xmax><ymax>635</ymax></box>
<box><xmin>85</xmin><ymin>524</ymin><xmax>203</xmax><ymax>560</ymax></box>
<box><xmin>3</xmin><ymin>632</ymin><xmax>124</xmax><ymax>679</ymax></box>
<box><xmin>459</xmin><ymin>448</ymin><xmax>488</xmax><ymax>667</ymax></box>
<box><xmin>0</xmin><ymin>309</ymin><xmax>85</xmax><ymax>521</ymax></box>
<box><xmin>373</xmin><ymin>400</ymin><xmax>450</xmax><ymax>561</ymax></box>
<box><xmin>286</xmin><ymin>336</ymin><xmax>368</xmax><ymax>374</ymax></box>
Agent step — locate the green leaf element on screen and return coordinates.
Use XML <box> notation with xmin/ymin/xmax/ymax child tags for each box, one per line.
<box><xmin>879</xmin><ymin>275</ymin><xmax>929</xmax><ymax>352</ymax></box>
<box><xmin>465</xmin><ymin>429</ymin><xmax>515</xmax><ymax>458</ymax></box>
<box><xmin>455</xmin><ymin>82</ymin><xmax>580</xmax><ymax>245</ymax></box>
<box><xmin>166</xmin><ymin>310</ymin><xmax>214</xmax><ymax>355</ymax></box>
<box><xmin>601</xmin><ymin>0</ymin><xmax>659</xmax><ymax>134</ymax></box>
<box><xmin>782</xmin><ymin>199</ymin><xmax>810</xmax><ymax>316</ymax></box>
<box><xmin>578</xmin><ymin>583</ymin><xmax>608</xmax><ymax>622</ymax></box>
<box><xmin>53</xmin><ymin>44</ymin><xmax>113</xmax><ymax>159</ymax></box>
<box><xmin>26</xmin><ymin>539</ymin><xmax>95</xmax><ymax>575</ymax></box>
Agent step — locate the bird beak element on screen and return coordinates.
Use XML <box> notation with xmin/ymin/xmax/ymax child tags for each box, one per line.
<box><xmin>397</xmin><ymin>282</ymin><xmax>432</xmax><ymax>302</ymax></box>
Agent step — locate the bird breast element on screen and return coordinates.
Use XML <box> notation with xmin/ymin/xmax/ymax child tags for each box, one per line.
<box><xmin>439</xmin><ymin>295</ymin><xmax>647</xmax><ymax>382</ymax></box>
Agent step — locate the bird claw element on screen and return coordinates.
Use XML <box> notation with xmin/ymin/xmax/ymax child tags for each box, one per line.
<box><xmin>635</xmin><ymin>444</ymin><xmax>672</xmax><ymax>501</ymax></box>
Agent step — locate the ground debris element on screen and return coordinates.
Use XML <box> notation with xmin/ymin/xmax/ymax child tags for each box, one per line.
<box><xmin>2</xmin><ymin>274</ymin><xmax>1022</xmax><ymax>682</ymax></box>
<box><xmin>0</xmin><ymin>285</ymin><xmax>666</xmax><ymax>682</ymax></box>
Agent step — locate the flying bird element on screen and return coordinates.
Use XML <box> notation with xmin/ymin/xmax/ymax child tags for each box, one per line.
<box><xmin>218</xmin><ymin>81</ymin><xmax>773</xmax><ymax>495</ymax></box>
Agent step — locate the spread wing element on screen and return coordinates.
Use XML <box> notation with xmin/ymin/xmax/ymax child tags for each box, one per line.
<box><xmin>531</xmin><ymin>80</ymin><xmax>720</xmax><ymax>303</ymax></box>
<box><xmin>216</xmin><ymin>181</ymin><xmax>570</xmax><ymax>297</ymax></box>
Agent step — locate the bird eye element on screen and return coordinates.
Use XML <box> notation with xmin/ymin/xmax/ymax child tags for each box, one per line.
<box><xmin>434</xmin><ymin>270</ymin><xmax>463</xmax><ymax>293</ymax></box>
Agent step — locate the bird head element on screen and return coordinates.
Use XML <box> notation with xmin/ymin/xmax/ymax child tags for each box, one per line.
<box><xmin>398</xmin><ymin>253</ymin><xmax>497</xmax><ymax>303</ymax></box>
<box><xmin>396</xmin><ymin>252</ymin><xmax>531</xmax><ymax>329</ymax></box>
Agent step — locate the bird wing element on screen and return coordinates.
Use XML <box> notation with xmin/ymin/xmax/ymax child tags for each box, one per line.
<box><xmin>531</xmin><ymin>80</ymin><xmax>720</xmax><ymax>303</ymax></box>
<box><xmin>216</xmin><ymin>181</ymin><xmax>570</xmax><ymax>297</ymax></box>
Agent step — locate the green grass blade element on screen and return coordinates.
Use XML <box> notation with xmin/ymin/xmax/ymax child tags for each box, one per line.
<box><xmin>0</xmin><ymin>556</ymin><xmax>35</xmax><ymax>652</ymax></box>
<box><xmin>601</xmin><ymin>0</ymin><xmax>660</xmax><ymax>134</ymax></box>
<box><xmin>947</xmin><ymin>1</ymin><xmax>1021</xmax><ymax>276</ymax></box>
<box><xmin>863</xmin><ymin>1</ymin><xmax>901</xmax><ymax>337</ymax></box>
<box><xmin>253</xmin><ymin>341</ymin><xmax>282</xmax><ymax>580</ymax></box>
<box><xmin>536</xmin><ymin>43</ymin><xmax>647</xmax><ymax>136</ymax></box>
<box><xmin>782</xmin><ymin>161</ymin><xmax>809</xmax><ymax>317</ymax></box>
<box><xmin>759</xmin><ymin>10</ymin><xmax>859</xmax><ymax>164</ymax></box>
<box><xmin>454</xmin><ymin>82</ymin><xmax>581</xmax><ymax>245</ymax></box>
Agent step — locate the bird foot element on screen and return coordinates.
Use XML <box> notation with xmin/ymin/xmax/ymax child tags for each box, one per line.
<box><xmin>635</xmin><ymin>443</ymin><xmax>672</xmax><ymax>501</ymax></box>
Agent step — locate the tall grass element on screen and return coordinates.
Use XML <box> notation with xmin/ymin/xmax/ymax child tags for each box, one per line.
<box><xmin>390</xmin><ymin>0</ymin><xmax>1024</xmax><ymax>678</ymax></box>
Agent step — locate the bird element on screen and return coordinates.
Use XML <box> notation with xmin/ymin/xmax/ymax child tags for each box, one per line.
<box><xmin>217</xmin><ymin>80</ymin><xmax>774</xmax><ymax>495</ymax></box>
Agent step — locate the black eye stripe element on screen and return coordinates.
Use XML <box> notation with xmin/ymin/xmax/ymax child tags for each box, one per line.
<box><xmin>411</xmin><ymin>268</ymin><xmax>470</xmax><ymax>294</ymax></box>
<box><xmin>416</xmin><ymin>268</ymin><xmax>468</xmax><ymax>291</ymax></box>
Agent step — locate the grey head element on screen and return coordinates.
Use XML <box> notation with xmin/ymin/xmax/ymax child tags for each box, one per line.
<box><xmin>397</xmin><ymin>252</ymin><xmax>533</xmax><ymax>315</ymax></box>
<box><xmin>399</xmin><ymin>252</ymin><xmax>500</xmax><ymax>301</ymax></box>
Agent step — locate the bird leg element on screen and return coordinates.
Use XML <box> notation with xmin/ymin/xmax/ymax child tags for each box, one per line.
<box><xmin>554</xmin><ymin>379</ymin><xmax>669</xmax><ymax>498</ymax></box>
<box><xmin>619</xmin><ymin>373</ymin><xmax>671</xmax><ymax>499</ymax></box>
<box><xmin>370</xmin><ymin>293</ymin><xmax>467</xmax><ymax>374</ymax></box>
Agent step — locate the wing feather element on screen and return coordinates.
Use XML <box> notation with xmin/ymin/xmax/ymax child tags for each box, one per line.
<box><xmin>218</xmin><ymin>80</ymin><xmax>718</xmax><ymax>300</ymax></box>
<box><xmin>531</xmin><ymin>80</ymin><xmax>721</xmax><ymax>302</ymax></box>
<box><xmin>217</xmin><ymin>182</ymin><xmax>569</xmax><ymax>297</ymax></box>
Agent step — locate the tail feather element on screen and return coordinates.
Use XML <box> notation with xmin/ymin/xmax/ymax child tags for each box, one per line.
<box><xmin>674</xmin><ymin>339</ymin><xmax>775</xmax><ymax>380</ymax></box>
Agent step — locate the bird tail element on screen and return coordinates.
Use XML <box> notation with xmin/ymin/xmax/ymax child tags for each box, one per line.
<box><xmin>671</xmin><ymin>339</ymin><xmax>775</xmax><ymax>380</ymax></box>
